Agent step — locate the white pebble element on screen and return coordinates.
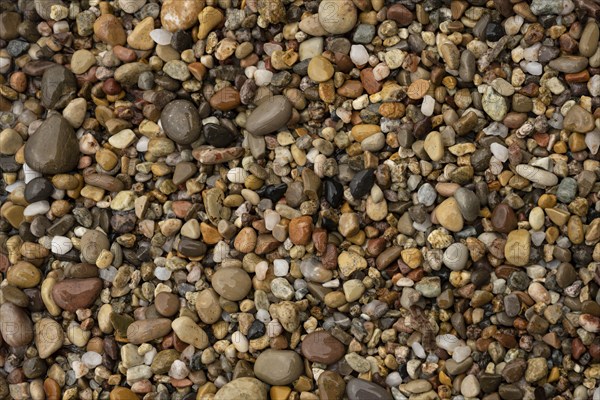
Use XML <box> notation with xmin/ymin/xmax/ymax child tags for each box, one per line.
<box><xmin>231</xmin><ymin>331</ymin><xmax>249</xmax><ymax>352</ymax></box>
<box><xmin>521</xmin><ymin>61</ymin><xmax>542</xmax><ymax>75</ymax></box>
<box><xmin>150</xmin><ymin>29</ymin><xmax>172</xmax><ymax>45</ymax></box>
<box><xmin>421</xmin><ymin>95</ymin><xmax>435</xmax><ymax>116</ymax></box>
<box><xmin>169</xmin><ymin>360</ymin><xmax>189</xmax><ymax>379</ymax></box>
<box><xmin>490</xmin><ymin>142</ymin><xmax>509</xmax><ymax>162</ymax></box>
<box><xmin>227</xmin><ymin>167</ymin><xmax>248</xmax><ymax>184</ymax></box>
<box><xmin>255</xmin><ymin>261</ymin><xmax>269</xmax><ymax>280</ymax></box>
<box><xmin>452</xmin><ymin>345</ymin><xmax>471</xmax><ymax>363</ymax></box>
<box><xmin>256</xmin><ymin>309</ymin><xmax>271</xmax><ymax>323</ymax></box>
<box><xmin>267</xmin><ymin>319</ymin><xmax>283</xmax><ymax>337</ymax></box>
<box><xmin>154</xmin><ymin>267</ymin><xmax>171</xmax><ymax>281</ymax></box>
<box><xmin>99</xmin><ymin>266</ymin><xmax>117</xmax><ymax>282</ymax></box>
<box><xmin>385</xmin><ymin>371</ymin><xmax>403</xmax><ymax>387</ymax></box>
<box><xmin>5</xmin><ymin>181</ymin><xmax>25</xmax><ymax>193</ymax></box>
<box><xmin>436</xmin><ymin>334</ymin><xmax>463</xmax><ymax>353</ymax></box>
<box><xmin>136</xmin><ymin>136</ymin><xmax>149</xmax><ymax>152</ymax></box>
<box><xmin>411</xmin><ymin>342</ymin><xmax>426</xmax><ymax>359</ymax></box>
<box><xmin>254</xmin><ymin>69</ymin><xmax>273</xmax><ymax>86</ymax></box>
<box><xmin>264</xmin><ymin>209</ymin><xmax>281</xmax><ymax>231</ymax></box>
<box><xmin>81</xmin><ymin>351</ymin><xmax>103</xmax><ymax>368</ymax></box>
<box><xmin>273</xmin><ymin>259</ymin><xmax>289</xmax><ymax>276</ymax></box>
<box><xmin>144</xmin><ymin>348</ymin><xmax>157</xmax><ymax>365</ymax></box>
<box><xmin>586</xmin><ymin>129</ymin><xmax>600</xmax><ymax>154</ymax></box>
<box><xmin>212</xmin><ymin>241</ymin><xmax>230</xmax><ymax>262</ymax></box>
<box><xmin>24</xmin><ymin>201</ymin><xmax>50</xmax><ymax>217</ymax></box>
<box><xmin>51</xmin><ymin>236</ymin><xmax>73</xmax><ymax>255</ymax></box>
<box><xmin>350</xmin><ymin>44</ymin><xmax>369</xmax><ymax>65</ymax></box>
<box><xmin>72</xmin><ymin>361</ymin><xmax>89</xmax><ymax>379</ymax></box>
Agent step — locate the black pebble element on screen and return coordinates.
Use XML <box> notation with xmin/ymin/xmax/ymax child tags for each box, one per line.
<box><xmin>256</xmin><ymin>183</ymin><xmax>287</xmax><ymax>202</ymax></box>
<box><xmin>247</xmin><ymin>319</ymin><xmax>265</xmax><ymax>340</ymax></box>
<box><xmin>203</xmin><ymin>123</ymin><xmax>236</xmax><ymax>148</ymax></box>
<box><xmin>485</xmin><ymin>22</ymin><xmax>505</xmax><ymax>41</ymax></box>
<box><xmin>349</xmin><ymin>169</ymin><xmax>375</xmax><ymax>199</ymax></box>
<box><xmin>324</xmin><ymin>179</ymin><xmax>344</xmax><ymax>207</ymax></box>
<box><xmin>24</xmin><ymin>177</ymin><xmax>54</xmax><ymax>203</ymax></box>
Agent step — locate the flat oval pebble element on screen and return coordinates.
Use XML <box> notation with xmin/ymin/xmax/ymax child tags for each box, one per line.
<box><xmin>161</xmin><ymin>100</ymin><xmax>202</xmax><ymax>144</ymax></box>
<box><xmin>245</xmin><ymin>95</ymin><xmax>292</xmax><ymax>136</ymax></box>
<box><xmin>301</xmin><ymin>330</ymin><xmax>346</xmax><ymax>364</ymax></box>
<box><xmin>211</xmin><ymin>267</ymin><xmax>252</xmax><ymax>301</ymax></box>
<box><xmin>51</xmin><ymin>278</ymin><xmax>103</xmax><ymax>312</ymax></box>
<box><xmin>253</xmin><ymin>349</ymin><xmax>304</xmax><ymax>385</ymax></box>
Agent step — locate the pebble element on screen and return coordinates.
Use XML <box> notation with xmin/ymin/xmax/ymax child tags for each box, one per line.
<box><xmin>346</xmin><ymin>379</ymin><xmax>392</xmax><ymax>400</ymax></box>
<box><xmin>25</xmin><ymin>115</ymin><xmax>79</xmax><ymax>174</ymax></box>
<box><xmin>211</xmin><ymin>267</ymin><xmax>252</xmax><ymax>301</ymax></box>
<box><xmin>35</xmin><ymin>318</ymin><xmax>64</xmax><ymax>358</ymax></box>
<box><xmin>51</xmin><ymin>278</ymin><xmax>102</xmax><ymax>312</ymax></box>
<box><xmin>161</xmin><ymin>100</ymin><xmax>202</xmax><ymax>144</ymax></box>
<box><xmin>318</xmin><ymin>0</ymin><xmax>357</xmax><ymax>34</ymax></box>
<box><xmin>93</xmin><ymin>14</ymin><xmax>127</xmax><ymax>46</ymax></box>
<box><xmin>253</xmin><ymin>349</ymin><xmax>304</xmax><ymax>385</ymax></box>
<box><xmin>301</xmin><ymin>330</ymin><xmax>345</xmax><ymax>364</ymax></box>
<box><xmin>0</xmin><ymin>302</ymin><xmax>33</xmax><ymax>347</ymax></box>
<box><xmin>245</xmin><ymin>95</ymin><xmax>292</xmax><ymax>136</ymax></box>
<box><xmin>215</xmin><ymin>378</ymin><xmax>267</xmax><ymax>400</ymax></box>
<box><xmin>41</xmin><ymin>64</ymin><xmax>77</xmax><ymax>110</ymax></box>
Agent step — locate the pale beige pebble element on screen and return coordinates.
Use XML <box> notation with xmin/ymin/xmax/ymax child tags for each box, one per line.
<box><xmin>127</xmin><ymin>16</ymin><xmax>155</xmax><ymax>50</ymax></box>
<box><xmin>62</xmin><ymin>98</ymin><xmax>87</xmax><ymax>128</ymax></box>
<box><xmin>66</xmin><ymin>321</ymin><xmax>91</xmax><ymax>347</ymax></box>
<box><xmin>70</xmin><ymin>49</ymin><xmax>96</xmax><ymax>74</ymax></box>
<box><xmin>424</xmin><ymin>131</ymin><xmax>444</xmax><ymax>161</ymax></box>
<box><xmin>41</xmin><ymin>277</ymin><xmax>61</xmax><ymax>317</ymax></box>
<box><xmin>504</xmin><ymin>229</ymin><xmax>530</xmax><ymax>267</ymax></box>
<box><xmin>435</xmin><ymin>198</ymin><xmax>464</xmax><ymax>232</ymax></box>
<box><xmin>529</xmin><ymin>207</ymin><xmax>545</xmax><ymax>230</ymax></box>
<box><xmin>318</xmin><ymin>0</ymin><xmax>357</xmax><ymax>35</ymax></box>
<box><xmin>109</xmin><ymin>129</ymin><xmax>137</xmax><ymax>149</ymax></box>
<box><xmin>29</xmin><ymin>379</ymin><xmax>45</xmax><ymax>400</ymax></box>
<box><xmin>35</xmin><ymin>318</ymin><xmax>64</xmax><ymax>358</ymax></box>
<box><xmin>111</xmin><ymin>190</ymin><xmax>137</xmax><ymax>211</ymax></box>
<box><xmin>0</xmin><ymin>128</ymin><xmax>23</xmax><ymax>155</ymax></box>
<box><xmin>98</xmin><ymin>304</ymin><xmax>114</xmax><ymax>333</ymax></box>
<box><xmin>181</xmin><ymin>219</ymin><xmax>201</xmax><ymax>239</ymax></box>
<box><xmin>298</xmin><ymin>14</ymin><xmax>328</xmax><ymax>36</ymax></box>
<box><xmin>196</xmin><ymin>288</ymin><xmax>222</xmax><ymax>324</ymax></box>
<box><xmin>366</xmin><ymin>196</ymin><xmax>387</xmax><ymax>221</ymax></box>
<box><xmin>343</xmin><ymin>279</ymin><xmax>365</xmax><ymax>302</ymax></box>
<box><xmin>171</xmin><ymin>316</ymin><xmax>209</xmax><ymax>349</ymax></box>
<box><xmin>528</xmin><ymin>282</ymin><xmax>550</xmax><ymax>304</ymax></box>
